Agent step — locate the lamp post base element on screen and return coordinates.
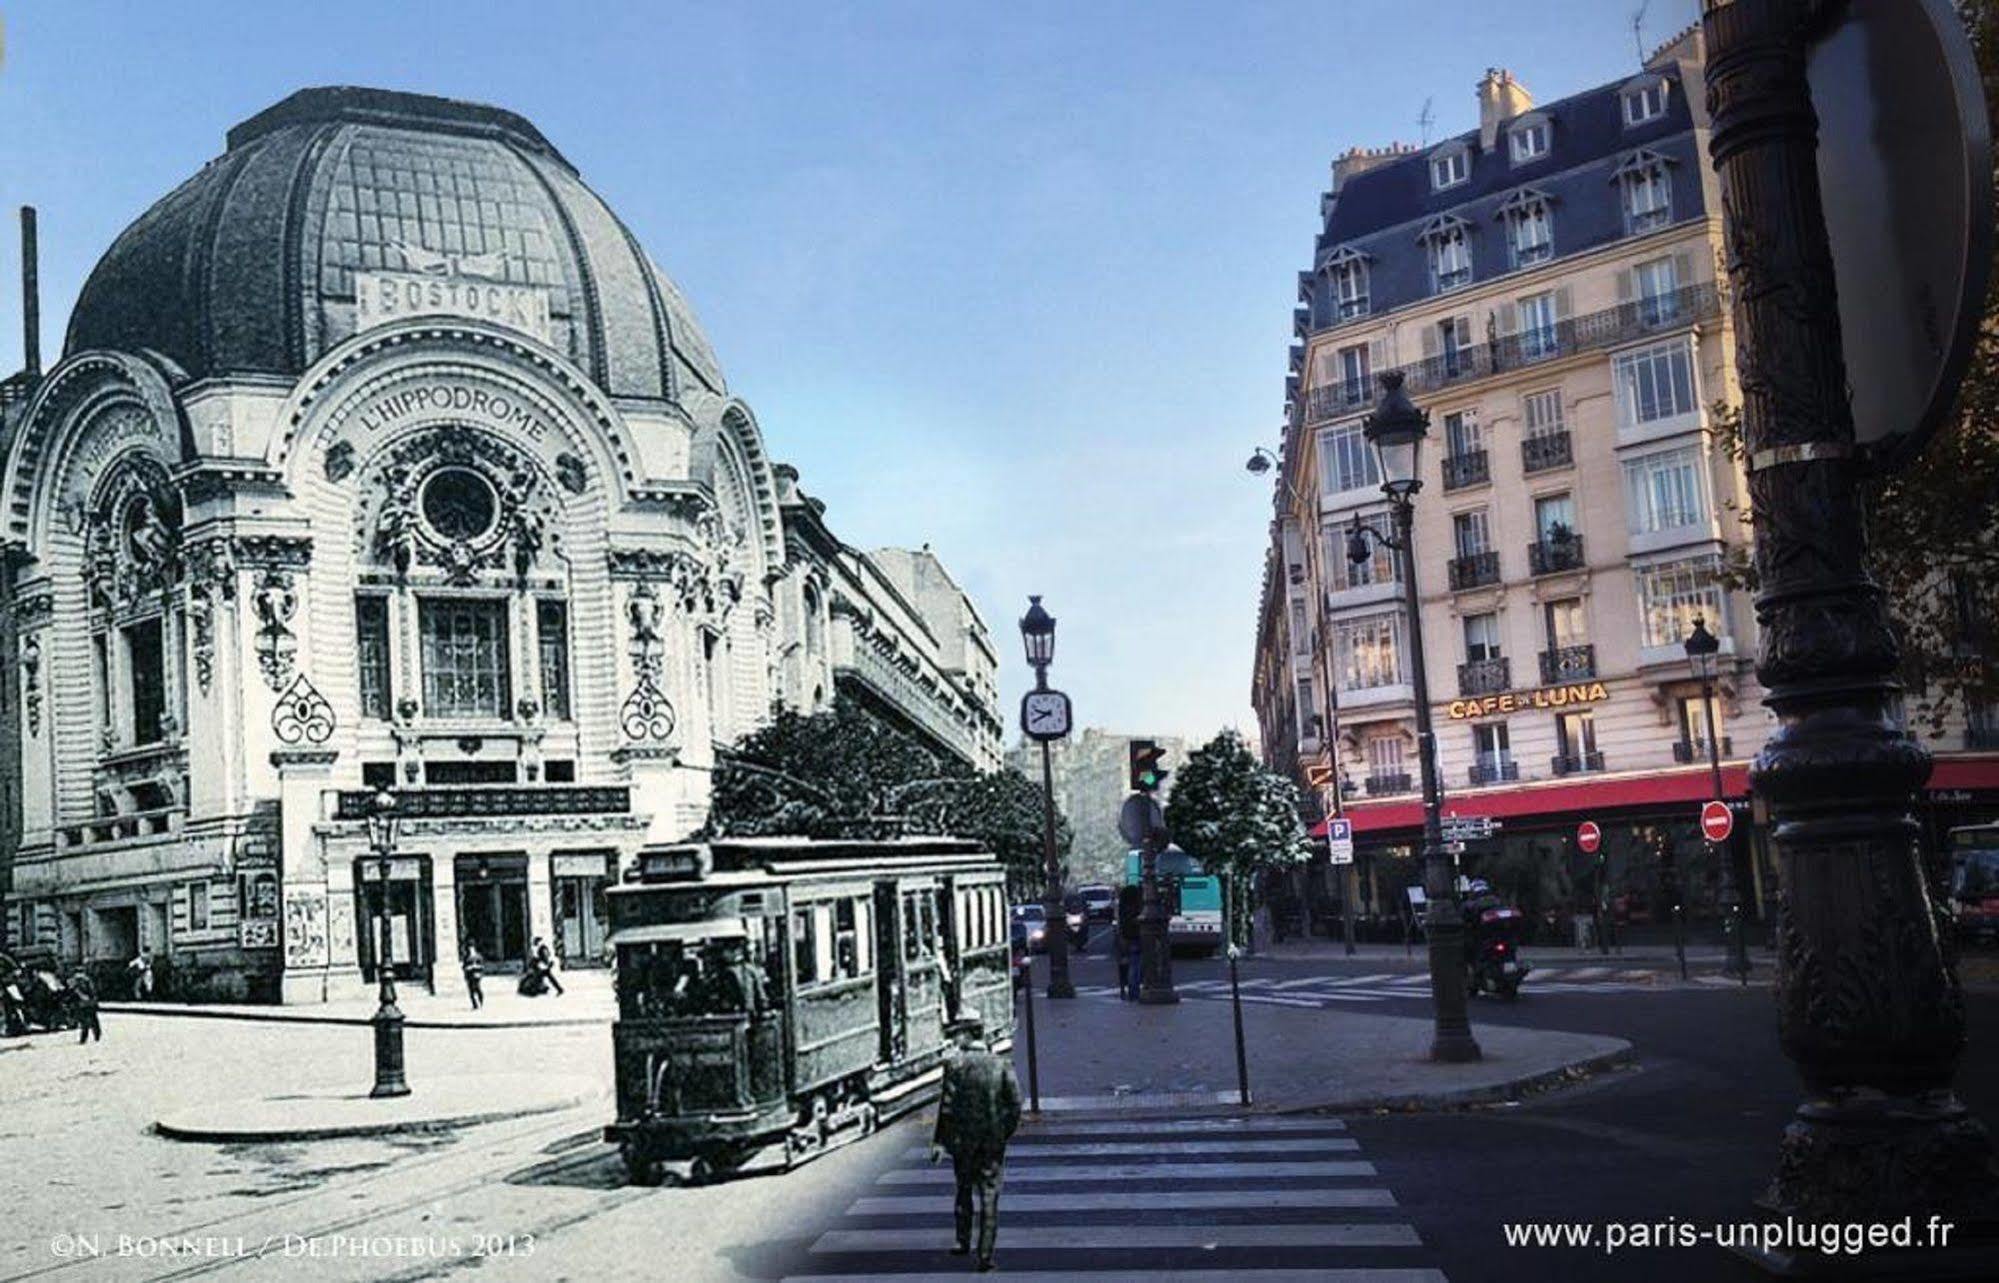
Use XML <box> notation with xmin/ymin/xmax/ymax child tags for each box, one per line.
<box><xmin>1138</xmin><ymin>985</ymin><xmax>1180</xmax><ymax>1006</ymax></box>
<box><xmin>1429</xmin><ymin>1028</ymin><xmax>1483</xmax><ymax>1064</ymax></box>
<box><xmin>370</xmin><ymin>1000</ymin><xmax>410</xmax><ymax>1099</ymax></box>
<box><xmin>1766</xmin><ymin>1094</ymin><xmax>1998</xmax><ymax>1225</ymax></box>
<box><xmin>1047</xmin><ymin>978</ymin><xmax>1076</xmax><ymax>1000</ymax></box>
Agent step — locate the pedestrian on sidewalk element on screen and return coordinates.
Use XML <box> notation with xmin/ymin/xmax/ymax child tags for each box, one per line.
<box><xmin>127</xmin><ymin>949</ymin><xmax>154</xmax><ymax>1001</ymax></box>
<box><xmin>461</xmin><ymin>942</ymin><xmax>485</xmax><ymax>1010</ymax></box>
<box><xmin>532</xmin><ymin>937</ymin><xmax>565</xmax><ymax>996</ymax></box>
<box><xmin>67</xmin><ymin>970</ymin><xmax>102</xmax><ymax>1044</ymax></box>
<box><xmin>929</xmin><ymin>1013</ymin><xmax>1021</xmax><ymax>1272</ymax></box>
<box><xmin>1117</xmin><ymin>883</ymin><xmax>1144</xmax><ymax>1001</ymax></box>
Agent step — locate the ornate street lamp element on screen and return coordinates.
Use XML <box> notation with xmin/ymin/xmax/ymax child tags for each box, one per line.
<box><xmin>1018</xmin><ymin>597</ymin><xmax>1075</xmax><ymax>1000</ymax></box>
<box><xmin>1351</xmin><ymin>373</ymin><xmax>1480</xmax><ymax>1063</ymax></box>
<box><xmin>365</xmin><ymin>788</ymin><xmax>410</xmax><ymax>1098</ymax></box>
<box><xmin>1684</xmin><ymin>617</ymin><xmax>1749</xmax><ymax>982</ymax></box>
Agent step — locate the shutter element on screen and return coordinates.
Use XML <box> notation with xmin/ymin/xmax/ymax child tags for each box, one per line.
<box><xmin>1421</xmin><ymin>325</ymin><xmax>1440</xmax><ymax>359</ymax></box>
<box><xmin>1498</xmin><ymin>302</ymin><xmax>1519</xmax><ymax>335</ymax></box>
<box><xmin>1369</xmin><ymin>338</ymin><xmax>1388</xmax><ymax>374</ymax></box>
<box><xmin>1554</xmin><ymin>286</ymin><xmax>1574</xmax><ymax>319</ymax></box>
<box><xmin>1672</xmin><ymin>251</ymin><xmax>1694</xmax><ymax>290</ymax></box>
<box><xmin>1454</xmin><ymin>315</ymin><xmax>1472</xmax><ymax>347</ymax></box>
<box><xmin>1615</xmin><ymin>269</ymin><xmax>1634</xmax><ymax>303</ymax></box>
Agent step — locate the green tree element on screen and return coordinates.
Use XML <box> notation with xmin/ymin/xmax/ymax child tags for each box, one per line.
<box><xmin>703</xmin><ymin>695</ymin><xmax>1067</xmax><ymax>897</ymax></box>
<box><xmin>1164</xmin><ymin>729</ymin><xmax>1310</xmax><ymax>945</ymax></box>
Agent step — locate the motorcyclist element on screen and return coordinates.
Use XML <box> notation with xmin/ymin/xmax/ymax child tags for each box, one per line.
<box><xmin>1461</xmin><ymin>879</ymin><xmax>1506</xmax><ymax>964</ymax></box>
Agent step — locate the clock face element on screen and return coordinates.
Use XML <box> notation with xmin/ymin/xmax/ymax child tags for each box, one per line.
<box><xmin>1022</xmin><ymin>690</ymin><xmax>1071</xmax><ymax>739</ymax></box>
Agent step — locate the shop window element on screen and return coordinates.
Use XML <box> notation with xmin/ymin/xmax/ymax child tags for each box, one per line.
<box><xmin>419</xmin><ymin>597</ymin><xmax>512</xmax><ymax>718</ymax></box>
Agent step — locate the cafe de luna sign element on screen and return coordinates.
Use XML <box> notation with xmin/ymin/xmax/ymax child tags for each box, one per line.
<box><xmin>1447</xmin><ymin>681</ymin><xmax>1610</xmax><ymax>720</ymax></box>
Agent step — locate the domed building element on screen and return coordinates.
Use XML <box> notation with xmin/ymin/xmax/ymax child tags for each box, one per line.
<box><xmin>0</xmin><ymin>88</ymin><xmax>1000</xmax><ymax>1002</ymax></box>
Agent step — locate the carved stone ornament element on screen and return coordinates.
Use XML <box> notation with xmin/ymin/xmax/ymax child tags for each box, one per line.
<box><xmin>555</xmin><ymin>452</ymin><xmax>588</xmax><ymax>495</ymax></box>
<box><xmin>183</xmin><ymin>539</ymin><xmax>238</xmax><ymax>695</ymax></box>
<box><xmin>621</xmin><ymin>671</ymin><xmax>677</xmax><ymax>744</ymax></box>
<box><xmin>365</xmin><ymin>427</ymin><xmax>555</xmax><ymax>586</ymax></box>
<box><xmin>271</xmin><ymin>670</ymin><xmax>336</xmax><ymax>747</ymax></box>
<box><xmin>83</xmin><ymin>459</ymin><xmax>182</xmax><ymax>611</ymax></box>
<box><xmin>324</xmin><ymin>440</ymin><xmax>356</xmax><ymax>484</ymax></box>
<box><xmin>20</xmin><ymin>634</ymin><xmax>42</xmax><ymax>738</ymax></box>
<box><xmin>253</xmin><ymin>568</ymin><xmax>299</xmax><ymax>691</ymax></box>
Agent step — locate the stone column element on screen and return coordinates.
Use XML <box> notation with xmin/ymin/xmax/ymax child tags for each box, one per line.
<box><xmin>1703</xmin><ymin>0</ymin><xmax>1997</xmax><ymax>1220</ymax></box>
<box><xmin>273</xmin><ymin>748</ymin><xmax>338</xmax><ymax>1005</ymax></box>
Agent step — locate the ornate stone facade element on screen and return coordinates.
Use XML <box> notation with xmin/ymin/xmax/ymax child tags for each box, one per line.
<box><xmin>0</xmin><ymin>88</ymin><xmax>996</xmax><ymax>1001</ymax></box>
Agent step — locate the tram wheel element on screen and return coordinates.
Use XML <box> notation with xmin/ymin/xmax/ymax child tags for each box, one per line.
<box><xmin>690</xmin><ymin>1145</ymin><xmax>744</xmax><ymax>1184</ymax></box>
<box><xmin>620</xmin><ymin>1138</ymin><xmax>664</xmax><ymax>1187</ymax></box>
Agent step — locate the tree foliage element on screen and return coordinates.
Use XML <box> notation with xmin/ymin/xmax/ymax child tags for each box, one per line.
<box><xmin>1710</xmin><ymin>1</ymin><xmax>1999</xmax><ymax>732</ymax></box>
<box><xmin>1163</xmin><ymin>729</ymin><xmax>1310</xmax><ymax>944</ymax></box>
<box><xmin>703</xmin><ymin>695</ymin><xmax>1067</xmax><ymax>898</ymax></box>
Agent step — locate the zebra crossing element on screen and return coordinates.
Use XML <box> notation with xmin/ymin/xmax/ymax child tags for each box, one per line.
<box><xmin>1069</xmin><ymin>965</ymin><xmax>1677</xmax><ymax>1009</ymax></box>
<box><xmin>782</xmin><ymin>1112</ymin><xmax>1447</xmax><ymax>1282</ymax></box>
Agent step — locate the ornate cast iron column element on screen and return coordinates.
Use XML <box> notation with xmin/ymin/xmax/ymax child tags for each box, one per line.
<box><xmin>1703</xmin><ymin>0</ymin><xmax>1997</xmax><ymax>1220</ymax></box>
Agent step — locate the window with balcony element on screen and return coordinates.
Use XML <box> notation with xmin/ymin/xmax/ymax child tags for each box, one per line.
<box><xmin>1297</xmin><ymin>678</ymin><xmax>1318</xmax><ymax>738</ymax></box>
<box><xmin>1471</xmin><ymin>722</ymin><xmax>1517</xmax><ymax>784</ymax></box>
<box><xmin>1675</xmin><ymin>694</ymin><xmax>1730</xmax><ymax>762</ymax></box>
<box><xmin>1634</xmin><ymin>255</ymin><xmax>1681</xmax><ymax>326</ymax></box>
<box><xmin>1507</xmin><ymin>199</ymin><xmax>1553</xmax><ymax>268</ymax></box>
<box><xmin>537</xmin><ymin>599</ymin><xmax>572</xmax><ymax>720</ymax></box>
<box><xmin>1442</xmin><ymin>410</ymin><xmax>1489</xmax><ymax>490</ymax></box>
<box><xmin>356</xmin><ymin>595</ymin><xmax>393</xmax><ymax>721</ymax></box>
<box><xmin>1531</xmin><ymin>493</ymin><xmax>1584</xmax><ymax>574</ymax></box>
<box><xmin>1338</xmin><ymin>343</ymin><xmax>1371</xmax><ymax>406</ymax></box>
<box><xmin>1555</xmin><ymin>710</ymin><xmax>1602</xmax><ymax>774</ymax></box>
<box><xmin>1434</xmin><ymin>315</ymin><xmax>1474</xmax><ymax>379</ymax></box>
<box><xmin>1424</xmin><ymin>221</ymin><xmax>1474</xmax><ymax>293</ymax></box>
<box><xmin>1328</xmin><ymin>254</ymin><xmax>1371</xmax><ymax>320</ymax></box>
<box><xmin>1541</xmin><ymin>596</ymin><xmax>1595</xmax><ymax>682</ymax></box>
<box><xmin>1637</xmin><ymin>554</ymin><xmax>1726</xmax><ymax>649</ymax></box>
<box><xmin>1613</xmin><ymin>339</ymin><xmax>1697</xmax><ymax>428</ymax></box>
<box><xmin>419</xmin><ymin>597</ymin><xmax>513</xmax><ymax>719</ymax></box>
<box><xmin>1460</xmin><ymin>612</ymin><xmax>1509</xmax><ymax>696</ymax></box>
<box><xmin>1518</xmin><ymin>291</ymin><xmax>1559</xmax><ymax>359</ymax></box>
<box><xmin>1331</xmin><ymin>513</ymin><xmax>1398</xmax><ymax>591</ymax></box>
<box><xmin>1365</xmin><ymin>734</ymin><xmax>1411</xmax><ymax>795</ymax></box>
<box><xmin>1620</xmin><ymin>156</ymin><xmax>1673</xmax><ymax>234</ymax></box>
<box><xmin>1464</xmin><ymin>612</ymin><xmax>1502</xmax><ymax>663</ymax></box>
<box><xmin>1624</xmin><ymin>446</ymin><xmax>1706</xmax><ymax>535</ymax></box>
<box><xmin>1450</xmin><ymin>509</ymin><xmax>1499</xmax><ymax>589</ymax></box>
<box><xmin>1322</xmin><ymin>422</ymin><xmax>1382</xmax><ymax>495</ymax></box>
<box><xmin>1521</xmin><ymin>388</ymin><xmax>1571</xmax><ymax>472</ymax></box>
<box><xmin>1335</xmin><ymin>612</ymin><xmax>1406</xmax><ymax>693</ymax></box>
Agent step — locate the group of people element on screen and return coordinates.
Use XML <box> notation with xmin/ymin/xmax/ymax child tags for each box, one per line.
<box><xmin>621</xmin><ymin>937</ymin><xmax>770</xmax><ymax>1019</ymax></box>
<box><xmin>457</xmin><ymin>936</ymin><xmax>566</xmax><ymax>1009</ymax></box>
<box><xmin>1</xmin><ymin>950</ymin><xmax>102</xmax><ymax>1044</ymax></box>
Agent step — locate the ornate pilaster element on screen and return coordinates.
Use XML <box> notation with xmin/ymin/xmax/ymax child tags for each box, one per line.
<box><xmin>1703</xmin><ymin>0</ymin><xmax>1997</xmax><ymax>1221</ymax></box>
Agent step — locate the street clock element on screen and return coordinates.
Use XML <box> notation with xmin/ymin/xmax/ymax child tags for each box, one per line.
<box><xmin>1020</xmin><ymin>689</ymin><xmax>1072</xmax><ymax>741</ymax></box>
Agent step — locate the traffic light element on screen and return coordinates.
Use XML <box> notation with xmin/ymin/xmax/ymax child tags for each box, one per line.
<box><xmin>1129</xmin><ymin>740</ymin><xmax>1168</xmax><ymax>792</ymax></box>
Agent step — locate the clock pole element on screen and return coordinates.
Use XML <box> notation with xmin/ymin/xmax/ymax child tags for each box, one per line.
<box><xmin>1018</xmin><ymin>597</ymin><xmax>1075</xmax><ymax>999</ymax></box>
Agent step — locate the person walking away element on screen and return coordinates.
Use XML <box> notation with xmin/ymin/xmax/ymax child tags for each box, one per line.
<box><xmin>127</xmin><ymin>950</ymin><xmax>154</xmax><ymax>1001</ymax></box>
<box><xmin>68</xmin><ymin>970</ymin><xmax>102</xmax><ymax>1044</ymax></box>
<box><xmin>1117</xmin><ymin>883</ymin><xmax>1144</xmax><ymax>1001</ymax></box>
<box><xmin>462</xmin><ymin>943</ymin><xmax>485</xmax><ymax>1010</ymax></box>
<box><xmin>930</xmin><ymin>1014</ymin><xmax>1021</xmax><ymax>1271</ymax></box>
<box><xmin>532</xmin><ymin>937</ymin><xmax>565</xmax><ymax>996</ymax></box>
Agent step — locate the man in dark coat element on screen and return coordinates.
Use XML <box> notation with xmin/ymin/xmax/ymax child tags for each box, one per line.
<box><xmin>461</xmin><ymin>943</ymin><xmax>485</xmax><ymax>1010</ymax></box>
<box><xmin>67</xmin><ymin>971</ymin><xmax>102</xmax><ymax>1043</ymax></box>
<box><xmin>929</xmin><ymin>1014</ymin><xmax>1022</xmax><ymax>1271</ymax></box>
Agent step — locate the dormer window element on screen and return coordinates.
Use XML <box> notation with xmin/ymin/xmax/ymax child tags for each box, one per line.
<box><xmin>1431</xmin><ymin>147</ymin><xmax>1470</xmax><ymax>191</ymax></box>
<box><xmin>1623</xmin><ymin>77</ymin><xmax>1668</xmax><ymax>126</ymax></box>
<box><xmin>1322</xmin><ymin>246</ymin><xmax>1373</xmax><ymax>320</ymax></box>
<box><xmin>1509</xmin><ymin>118</ymin><xmax>1549</xmax><ymax>164</ymax></box>
<box><xmin>1495</xmin><ymin>188</ymin><xmax>1554</xmax><ymax>269</ymax></box>
<box><xmin>1419</xmin><ymin>216</ymin><xmax>1474</xmax><ymax>294</ymax></box>
<box><xmin>1615</xmin><ymin>149</ymin><xmax>1675</xmax><ymax>235</ymax></box>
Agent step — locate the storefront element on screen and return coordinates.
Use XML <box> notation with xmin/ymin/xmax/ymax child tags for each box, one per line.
<box><xmin>453</xmin><ymin>854</ymin><xmax>531</xmax><ymax>972</ymax></box>
<box><xmin>552</xmin><ymin>851</ymin><xmax>615</xmax><ymax>966</ymax></box>
<box><xmin>354</xmin><ymin>855</ymin><xmax>435</xmax><ymax>986</ymax></box>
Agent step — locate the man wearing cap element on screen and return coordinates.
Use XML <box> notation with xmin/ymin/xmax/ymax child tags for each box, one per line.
<box><xmin>929</xmin><ymin>1013</ymin><xmax>1021</xmax><ymax>1271</ymax></box>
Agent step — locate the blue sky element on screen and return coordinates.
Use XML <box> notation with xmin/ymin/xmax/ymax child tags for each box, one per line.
<box><xmin>0</xmin><ymin>0</ymin><xmax>1698</xmax><ymax>748</ymax></box>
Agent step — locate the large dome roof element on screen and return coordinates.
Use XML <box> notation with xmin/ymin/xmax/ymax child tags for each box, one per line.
<box><xmin>64</xmin><ymin>86</ymin><xmax>723</xmax><ymax>400</ymax></box>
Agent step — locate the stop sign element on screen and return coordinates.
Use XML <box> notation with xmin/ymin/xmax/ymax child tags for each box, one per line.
<box><xmin>1576</xmin><ymin>821</ymin><xmax>1602</xmax><ymax>854</ymax></box>
<box><xmin>1701</xmin><ymin>800</ymin><xmax>1734</xmax><ymax>843</ymax></box>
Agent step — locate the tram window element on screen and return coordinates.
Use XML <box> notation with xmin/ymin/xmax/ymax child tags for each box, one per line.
<box><xmin>813</xmin><ymin>903</ymin><xmax>835</xmax><ymax>982</ymax></box>
<box><xmin>792</xmin><ymin>909</ymin><xmax>817</xmax><ymax>986</ymax></box>
<box><xmin>902</xmin><ymin>892</ymin><xmax>919</xmax><ymax>963</ymax></box>
<box><xmin>854</xmin><ymin>898</ymin><xmax>873</xmax><ymax>974</ymax></box>
<box><xmin>834</xmin><ymin>900</ymin><xmax>858</xmax><ymax>979</ymax></box>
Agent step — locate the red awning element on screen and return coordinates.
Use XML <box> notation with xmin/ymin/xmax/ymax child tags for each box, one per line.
<box><xmin>1315</xmin><ymin>753</ymin><xmax>1999</xmax><ymax>838</ymax></box>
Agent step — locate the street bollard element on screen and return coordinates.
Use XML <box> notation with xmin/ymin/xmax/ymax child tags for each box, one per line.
<box><xmin>1227</xmin><ymin>944</ymin><xmax>1251</xmax><ymax>1107</ymax></box>
<box><xmin>1020</xmin><ymin>957</ymin><xmax>1040</xmax><ymax>1113</ymax></box>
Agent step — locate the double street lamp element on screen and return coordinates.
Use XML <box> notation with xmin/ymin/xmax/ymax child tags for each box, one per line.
<box><xmin>1019</xmin><ymin>597</ymin><xmax>1076</xmax><ymax>1000</ymax></box>
<box><xmin>1683</xmin><ymin>616</ymin><xmax>1750</xmax><ymax>982</ymax></box>
<box><xmin>364</xmin><ymin>788</ymin><xmax>410</xmax><ymax>1098</ymax></box>
<box><xmin>1348</xmin><ymin>373</ymin><xmax>1480</xmax><ymax>1063</ymax></box>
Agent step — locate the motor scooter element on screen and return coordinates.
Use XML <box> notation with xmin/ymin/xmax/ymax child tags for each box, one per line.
<box><xmin>1468</xmin><ymin>905</ymin><xmax>1531</xmax><ymax>1000</ymax></box>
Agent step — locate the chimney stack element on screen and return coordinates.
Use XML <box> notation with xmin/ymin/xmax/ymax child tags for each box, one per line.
<box><xmin>1477</xmin><ymin>68</ymin><xmax>1534</xmax><ymax>152</ymax></box>
<box><xmin>21</xmin><ymin>206</ymin><xmax>41</xmax><ymax>378</ymax></box>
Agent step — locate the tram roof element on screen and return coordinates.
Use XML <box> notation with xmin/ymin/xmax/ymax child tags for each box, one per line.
<box><xmin>625</xmin><ymin>836</ymin><xmax>997</xmax><ymax>886</ymax></box>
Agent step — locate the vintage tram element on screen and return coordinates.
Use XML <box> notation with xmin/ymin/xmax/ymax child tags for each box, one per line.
<box><xmin>602</xmin><ymin>836</ymin><xmax>1014</xmax><ymax>1184</ymax></box>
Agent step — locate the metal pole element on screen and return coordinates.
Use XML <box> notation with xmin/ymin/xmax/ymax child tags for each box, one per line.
<box><xmin>1703</xmin><ymin>673</ymin><xmax>1749</xmax><ymax>983</ymax></box>
<box><xmin>1595</xmin><ymin>856</ymin><xmax>1610</xmax><ymax>958</ymax></box>
<box><xmin>1396</xmin><ymin>498</ymin><xmax>1479</xmax><ymax>1063</ymax></box>
<box><xmin>1020</xmin><ymin>957</ymin><xmax>1040</xmax><ymax>1113</ymax></box>
<box><xmin>1341</xmin><ymin>864</ymin><xmax>1356</xmax><ymax>956</ymax></box>
<box><xmin>1137</xmin><ymin>829</ymin><xmax>1176</xmax><ymax>1004</ymax></box>
<box><xmin>370</xmin><ymin>849</ymin><xmax>409</xmax><ymax>1098</ymax></box>
<box><xmin>1038</xmin><ymin>723</ymin><xmax>1074</xmax><ymax>999</ymax></box>
<box><xmin>1703</xmin><ymin>0</ymin><xmax>1994</xmax><ymax>1222</ymax></box>
<box><xmin>1664</xmin><ymin>834</ymin><xmax>1688</xmax><ymax>983</ymax></box>
<box><xmin>1228</xmin><ymin>947</ymin><xmax>1251</xmax><ymax>1107</ymax></box>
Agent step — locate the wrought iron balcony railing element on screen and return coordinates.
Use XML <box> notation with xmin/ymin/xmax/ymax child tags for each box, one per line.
<box><xmin>1539</xmin><ymin>644</ymin><xmax>1598</xmax><ymax>684</ymax></box>
<box><xmin>1468</xmin><ymin>758</ymin><xmax>1521</xmax><ymax>786</ymax></box>
<box><xmin>1672</xmin><ymin>737</ymin><xmax>1733</xmax><ymax>764</ymax></box>
<box><xmin>1298</xmin><ymin>281</ymin><xmax>1722</xmax><ymax>425</ymax></box>
<box><xmin>1448</xmin><ymin>550</ymin><xmax>1501</xmax><ymax>591</ymax></box>
<box><xmin>1365</xmin><ymin>772</ymin><xmax>1415</xmax><ymax>796</ymax></box>
<box><xmin>1521</xmin><ymin>430</ymin><xmax>1573</xmax><ymax>474</ymax></box>
<box><xmin>1551</xmin><ymin>751</ymin><xmax>1606</xmax><ymax>776</ymax></box>
<box><xmin>1457</xmin><ymin>656</ymin><xmax>1511</xmax><ymax>697</ymax></box>
<box><xmin>1529</xmin><ymin>533</ymin><xmax>1586</xmax><ymax>576</ymax></box>
<box><xmin>1441</xmin><ymin>449</ymin><xmax>1491</xmax><ymax>491</ymax></box>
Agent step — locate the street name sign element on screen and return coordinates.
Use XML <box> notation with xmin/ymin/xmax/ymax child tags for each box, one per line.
<box><xmin>1577</xmin><ymin>820</ymin><xmax>1602</xmax><ymax>855</ymax></box>
<box><xmin>1326</xmin><ymin>818</ymin><xmax>1354</xmax><ymax>866</ymax></box>
<box><xmin>1701</xmin><ymin>800</ymin><xmax>1734</xmax><ymax>844</ymax></box>
<box><xmin>1440</xmin><ymin>815</ymin><xmax>1499</xmax><ymax>842</ymax></box>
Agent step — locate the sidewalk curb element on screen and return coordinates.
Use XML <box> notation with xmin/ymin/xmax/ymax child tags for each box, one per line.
<box><xmin>154</xmin><ymin>1077</ymin><xmax>604</xmax><ymax>1143</ymax></box>
<box><xmin>102</xmin><ymin>1003</ymin><xmax>605</xmax><ymax>1031</ymax></box>
<box><xmin>1262</xmin><ymin>1040</ymin><xmax>1638</xmax><ymax>1116</ymax></box>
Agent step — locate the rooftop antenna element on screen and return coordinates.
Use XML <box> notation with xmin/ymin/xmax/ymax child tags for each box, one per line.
<box><xmin>1417</xmin><ymin>97</ymin><xmax>1435</xmax><ymax>146</ymax></box>
<box><xmin>1631</xmin><ymin>1</ymin><xmax>1651</xmax><ymax>63</ymax></box>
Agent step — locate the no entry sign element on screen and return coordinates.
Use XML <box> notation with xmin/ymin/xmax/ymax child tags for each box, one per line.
<box><xmin>1576</xmin><ymin>821</ymin><xmax>1602</xmax><ymax>854</ymax></box>
<box><xmin>1701</xmin><ymin>800</ymin><xmax>1734</xmax><ymax>844</ymax></box>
